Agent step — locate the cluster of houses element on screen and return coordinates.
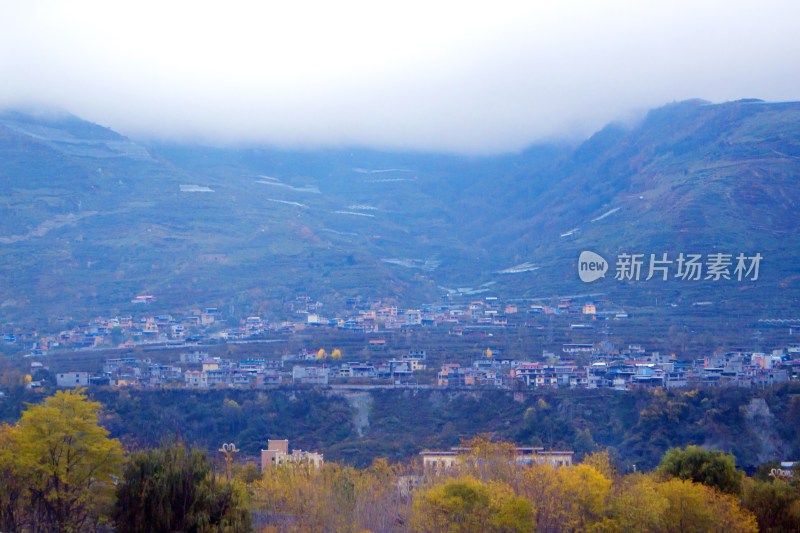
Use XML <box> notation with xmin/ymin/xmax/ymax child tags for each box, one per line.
<box><xmin>12</xmin><ymin>294</ymin><xmax>621</xmax><ymax>357</ymax></box>
<box><xmin>436</xmin><ymin>344</ymin><xmax>800</xmax><ymax>390</ymax></box>
<box><xmin>51</xmin><ymin>349</ymin><xmax>429</xmax><ymax>389</ymax></box>
<box><xmin>19</xmin><ymin>296</ymin><xmax>323</xmax><ymax>355</ymax></box>
<box><xmin>26</xmin><ymin>309</ymin><xmax>224</xmax><ymax>355</ymax></box>
<box><xmin>46</xmin><ymin>341</ymin><xmax>800</xmax><ymax>392</ymax></box>
<box><xmin>55</xmin><ymin>353</ymin><xmax>285</xmax><ymax>389</ymax></box>
<box><xmin>10</xmin><ymin>291</ymin><xmax>800</xmax><ymax>393</ymax></box>
<box><xmin>327</xmin><ymin>297</ymin><xmax>615</xmax><ymax>333</ymax></box>
<box><xmin>292</xmin><ymin>350</ymin><xmax>428</xmax><ymax>385</ymax></box>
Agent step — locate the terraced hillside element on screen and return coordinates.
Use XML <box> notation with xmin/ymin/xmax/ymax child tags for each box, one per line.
<box><xmin>1</xmin><ymin>99</ymin><xmax>799</xmax><ymax>326</ymax></box>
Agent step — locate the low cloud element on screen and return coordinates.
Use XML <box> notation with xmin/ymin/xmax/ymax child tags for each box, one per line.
<box><xmin>2</xmin><ymin>0</ymin><xmax>799</xmax><ymax>153</ymax></box>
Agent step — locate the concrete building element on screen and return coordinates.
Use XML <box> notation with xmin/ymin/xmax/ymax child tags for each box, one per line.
<box><xmin>56</xmin><ymin>372</ymin><xmax>89</xmax><ymax>388</ymax></box>
<box><xmin>420</xmin><ymin>446</ymin><xmax>574</xmax><ymax>471</ymax></box>
<box><xmin>260</xmin><ymin>439</ymin><xmax>323</xmax><ymax>471</ymax></box>
<box><xmin>292</xmin><ymin>365</ymin><xmax>330</xmax><ymax>385</ymax></box>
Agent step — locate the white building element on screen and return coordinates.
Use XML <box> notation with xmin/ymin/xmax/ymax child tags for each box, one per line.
<box><xmin>56</xmin><ymin>372</ymin><xmax>89</xmax><ymax>388</ymax></box>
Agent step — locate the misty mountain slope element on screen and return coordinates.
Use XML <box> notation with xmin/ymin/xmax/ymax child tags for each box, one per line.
<box><xmin>1</xmin><ymin>99</ymin><xmax>799</xmax><ymax>324</ymax></box>
<box><xmin>0</xmin><ymin>115</ymin><xmax>477</xmax><ymax>321</ymax></box>
<box><xmin>479</xmin><ymin>99</ymin><xmax>800</xmax><ymax>298</ymax></box>
<box><xmin>145</xmin><ymin>142</ymin><xmax>570</xmax><ymax>292</ymax></box>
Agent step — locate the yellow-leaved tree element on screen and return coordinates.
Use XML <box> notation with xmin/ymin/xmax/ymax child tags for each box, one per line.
<box><xmin>655</xmin><ymin>477</ymin><xmax>757</xmax><ymax>533</ymax></box>
<box><xmin>412</xmin><ymin>476</ymin><xmax>533</xmax><ymax>533</ymax></box>
<box><xmin>254</xmin><ymin>461</ymin><xmax>361</xmax><ymax>531</ymax></box>
<box><xmin>607</xmin><ymin>474</ymin><xmax>758</xmax><ymax>533</ymax></box>
<box><xmin>12</xmin><ymin>388</ymin><xmax>124</xmax><ymax>532</ymax></box>
<box><xmin>519</xmin><ymin>460</ymin><xmax>612</xmax><ymax>532</ymax></box>
<box><xmin>458</xmin><ymin>435</ymin><xmax>517</xmax><ymax>483</ymax></box>
<box><xmin>0</xmin><ymin>423</ymin><xmax>26</xmax><ymax>532</ymax></box>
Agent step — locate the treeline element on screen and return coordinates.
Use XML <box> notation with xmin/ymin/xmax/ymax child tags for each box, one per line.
<box><xmin>249</xmin><ymin>440</ymin><xmax>777</xmax><ymax>533</ymax></box>
<box><xmin>0</xmin><ymin>390</ymin><xmax>250</xmax><ymax>532</ymax></box>
<box><xmin>365</xmin><ymin>384</ymin><xmax>800</xmax><ymax>471</ymax></box>
<box><xmin>2</xmin><ymin>382</ymin><xmax>800</xmax><ymax>470</ymax></box>
<box><xmin>2</xmin><ymin>390</ymin><xmax>800</xmax><ymax>532</ymax></box>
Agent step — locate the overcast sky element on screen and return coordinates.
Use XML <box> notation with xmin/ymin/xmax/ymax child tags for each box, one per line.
<box><xmin>1</xmin><ymin>0</ymin><xmax>799</xmax><ymax>154</ymax></box>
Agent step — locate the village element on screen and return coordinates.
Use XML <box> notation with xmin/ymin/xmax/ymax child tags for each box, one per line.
<box><xmin>41</xmin><ymin>341</ymin><xmax>799</xmax><ymax>392</ymax></box>
<box><xmin>4</xmin><ymin>293</ymin><xmax>799</xmax><ymax>393</ymax></box>
<box><xmin>7</xmin><ymin>294</ymin><xmax>622</xmax><ymax>354</ymax></box>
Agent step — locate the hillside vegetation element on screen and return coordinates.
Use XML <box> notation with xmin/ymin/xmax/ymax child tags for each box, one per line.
<box><xmin>6</xmin><ymin>391</ymin><xmax>800</xmax><ymax>532</ymax></box>
<box><xmin>2</xmin><ymin>99</ymin><xmax>799</xmax><ymax>325</ymax></box>
<box><xmin>3</xmin><ymin>382</ymin><xmax>799</xmax><ymax>472</ymax></box>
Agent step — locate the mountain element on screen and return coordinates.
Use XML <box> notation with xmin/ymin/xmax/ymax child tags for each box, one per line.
<box><xmin>487</xmin><ymin>99</ymin><xmax>800</xmax><ymax>307</ymax></box>
<box><xmin>1</xmin><ymin>99</ymin><xmax>799</xmax><ymax>326</ymax></box>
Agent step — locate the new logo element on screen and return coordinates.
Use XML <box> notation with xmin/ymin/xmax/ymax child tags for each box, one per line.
<box><xmin>578</xmin><ymin>251</ymin><xmax>608</xmax><ymax>282</ymax></box>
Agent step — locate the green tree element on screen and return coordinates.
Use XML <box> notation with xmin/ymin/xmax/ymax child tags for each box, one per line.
<box><xmin>114</xmin><ymin>444</ymin><xmax>251</xmax><ymax>533</ymax></box>
<box><xmin>12</xmin><ymin>388</ymin><xmax>124</xmax><ymax>532</ymax></box>
<box><xmin>573</xmin><ymin>428</ymin><xmax>596</xmax><ymax>459</ymax></box>
<box><xmin>110</xmin><ymin>326</ymin><xmax>125</xmax><ymax>346</ymax></box>
<box><xmin>657</xmin><ymin>445</ymin><xmax>744</xmax><ymax>495</ymax></box>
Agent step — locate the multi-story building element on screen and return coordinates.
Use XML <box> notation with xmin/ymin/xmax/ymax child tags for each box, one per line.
<box><xmin>420</xmin><ymin>446</ymin><xmax>573</xmax><ymax>471</ymax></box>
<box><xmin>56</xmin><ymin>372</ymin><xmax>89</xmax><ymax>388</ymax></box>
<box><xmin>260</xmin><ymin>439</ymin><xmax>323</xmax><ymax>471</ymax></box>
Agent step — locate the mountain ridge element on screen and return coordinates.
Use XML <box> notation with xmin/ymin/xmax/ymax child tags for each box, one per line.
<box><xmin>1</xmin><ymin>99</ymin><xmax>798</xmax><ymax>325</ymax></box>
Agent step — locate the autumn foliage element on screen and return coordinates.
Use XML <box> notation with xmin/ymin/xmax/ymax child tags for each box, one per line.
<box><xmin>1</xmin><ymin>392</ymin><xmax>797</xmax><ymax>532</ymax></box>
<box><xmin>245</xmin><ymin>438</ymin><xmax>760</xmax><ymax>533</ymax></box>
<box><xmin>0</xmin><ymin>389</ymin><xmax>124</xmax><ymax>532</ymax></box>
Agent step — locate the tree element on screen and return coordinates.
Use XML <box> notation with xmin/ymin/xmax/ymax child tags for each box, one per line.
<box><xmin>656</xmin><ymin>477</ymin><xmax>757</xmax><ymax>533</ymax></box>
<box><xmin>657</xmin><ymin>445</ymin><xmax>744</xmax><ymax>495</ymax></box>
<box><xmin>114</xmin><ymin>444</ymin><xmax>251</xmax><ymax>533</ymax></box>
<box><xmin>110</xmin><ymin>326</ymin><xmax>125</xmax><ymax>346</ymax></box>
<box><xmin>557</xmin><ymin>463</ymin><xmax>612</xmax><ymax>530</ymax></box>
<box><xmin>12</xmin><ymin>388</ymin><xmax>124</xmax><ymax>532</ymax></box>
<box><xmin>354</xmin><ymin>458</ymin><xmax>413</xmax><ymax>532</ymax></box>
<box><xmin>457</xmin><ymin>436</ymin><xmax>517</xmax><ymax>483</ymax></box>
<box><xmin>0</xmin><ymin>423</ymin><xmax>26</xmax><ymax>532</ymax></box>
<box><xmin>518</xmin><ymin>461</ymin><xmax>611</xmax><ymax>533</ymax></box>
<box><xmin>583</xmin><ymin>449</ymin><xmax>615</xmax><ymax>479</ymax></box>
<box><xmin>608</xmin><ymin>474</ymin><xmax>757</xmax><ymax>533</ymax></box>
<box><xmin>741</xmin><ymin>477</ymin><xmax>800</xmax><ymax>533</ymax></box>
<box><xmin>608</xmin><ymin>474</ymin><xmax>670</xmax><ymax>533</ymax></box>
<box><xmin>412</xmin><ymin>476</ymin><xmax>533</xmax><ymax>533</ymax></box>
<box><xmin>573</xmin><ymin>428</ymin><xmax>596</xmax><ymax>459</ymax></box>
<box><xmin>254</xmin><ymin>461</ymin><xmax>356</xmax><ymax>531</ymax></box>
